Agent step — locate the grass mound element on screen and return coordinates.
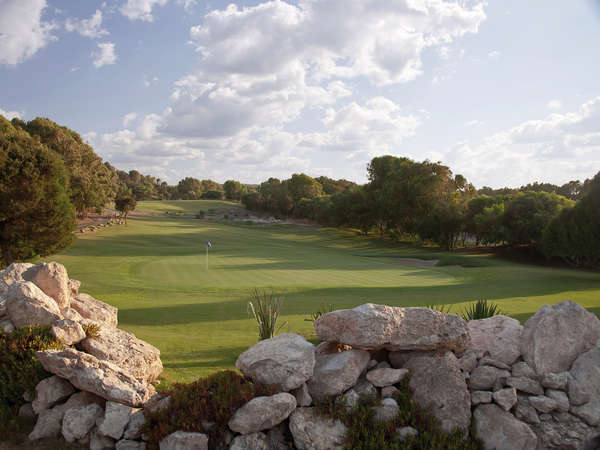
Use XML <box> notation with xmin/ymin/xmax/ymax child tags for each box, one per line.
<box><xmin>143</xmin><ymin>370</ymin><xmax>278</xmax><ymax>449</ymax></box>
<box><xmin>316</xmin><ymin>377</ymin><xmax>483</xmax><ymax>450</ymax></box>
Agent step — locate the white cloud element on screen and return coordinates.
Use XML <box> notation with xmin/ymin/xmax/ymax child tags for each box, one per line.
<box><xmin>143</xmin><ymin>76</ymin><xmax>159</xmax><ymax>88</ymax></box>
<box><xmin>0</xmin><ymin>0</ymin><xmax>56</xmax><ymax>66</ymax></box>
<box><xmin>120</xmin><ymin>0</ymin><xmax>168</xmax><ymax>22</ymax></box>
<box><xmin>122</xmin><ymin>112</ymin><xmax>138</xmax><ymax>127</ymax></box>
<box><xmin>445</xmin><ymin>96</ymin><xmax>600</xmax><ymax>187</ymax></box>
<box><xmin>488</xmin><ymin>50</ymin><xmax>501</xmax><ymax>58</ymax></box>
<box><xmin>466</xmin><ymin>119</ymin><xmax>483</xmax><ymax>127</ymax></box>
<box><xmin>547</xmin><ymin>99</ymin><xmax>562</xmax><ymax>110</ymax></box>
<box><xmin>65</xmin><ymin>10</ymin><xmax>108</xmax><ymax>39</ymax></box>
<box><xmin>92</xmin><ymin>42</ymin><xmax>117</xmax><ymax>68</ymax></box>
<box><xmin>0</xmin><ymin>107</ymin><xmax>23</xmax><ymax>120</ymax></box>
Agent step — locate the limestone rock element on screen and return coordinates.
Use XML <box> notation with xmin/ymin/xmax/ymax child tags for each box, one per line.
<box><xmin>64</xmin><ymin>307</ymin><xmax>85</xmax><ymax>323</ymax></box>
<box><xmin>388</xmin><ymin>350</ymin><xmax>435</xmax><ymax>369</ymax></box>
<box><xmin>469</xmin><ymin>366</ymin><xmax>511</xmax><ymax>390</ymax></box>
<box><xmin>374</xmin><ymin>360</ymin><xmax>391</xmax><ymax>370</ymax></box>
<box><xmin>36</xmin><ymin>348</ymin><xmax>155</xmax><ymax>407</ymax></box>
<box><xmin>353</xmin><ymin>377</ymin><xmax>377</xmax><ymax>398</ymax></box>
<box><xmin>0</xmin><ymin>317</ymin><xmax>15</xmax><ymax>333</ymax></box>
<box><xmin>98</xmin><ymin>401</ymin><xmax>139</xmax><ymax>440</ymax></box>
<box><xmin>0</xmin><ymin>297</ymin><xmax>6</xmax><ymax>318</ymax></box>
<box><xmin>123</xmin><ymin>410</ymin><xmax>146</xmax><ymax>440</ymax></box>
<box><xmin>289</xmin><ymin>407</ymin><xmax>347</xmax><ymax>450</ymax></box>
<box><xmin>315</xmin><ymin>303</ymin><xmax>470</xmax><ymax>354</ymax></box>
<box><xmin>342</xmin><ymin>389</ymin><xmax>359</xmax><ymax>411</ymax></box>
<box><xmin>546</xmin><ymin>389</ymin><xmax>569</xmax><ymax>412</ymax></box>
<box><xmin>32</xmin><ymin>375</ymin><xmax>75</xmax><ymax>414</ymax></box>
<box><xmin>69</xmin><ymin>279</ymin><xmax>81</xmax><ymax>296</ymax></box>
<box><xmin>18</xmin><ymin>403</ymin><xmax>35</xmax><ymax>418</ymax></box>
<box><xmin>292</xmin><ymin>383</ymin><xmax>312</xmax><ymax>407</ymax></box>
<box><xmin>159</xmin><ymin>431</ymin><xmax>208</xmax><ymax>450</ymax></box>
<box><xmin>382</xmin><ymin>386</ymin><xmax>399</xmax><ymax>398</ymax></box>
<box><xmin>230</xmin><ymin>432</ymin><xmax>270</xmax><ymax>450</ymax></box>
<box><xmin>532</xmin><ymin>413</ymin><xmax>600</xmax><ymax>449</ymax></box>
<box><xmin>6</xmin><ymin>281</ymin><xmax>62</xmax><ymax>328</ymax></box>
<box><xmin>395</xmin><ymin>426</ymin><xmax>418</xmax><ymax>441</ymax></box>
<box><xmin>116</xmin><ymin>440</ymin><xmax>146</xmax><ymax>450</ymax></box>
<box><xmin>372</xmin><ymin>398</ymin><xmax>399</xmax><ymax>422</ymax></box>
<box><xmin>473</xmin><ymin>404</ymin><xmax>537</xmax><ymax>450</ymax></box>
<box><xmin>479</xmin><ymin>356</ymin><xmax>511</xmax><ymax>371</ymax></box>
<box><xmin>51</xmin><ymin>318</ymin><xmax>86</xmax><ymax>345</ymax></box>
<box><xmin>457</xmin><ymin>350</ymin><xmax>478</xmax><ymax>373</ymax></box>
<box><xmin>529</xmin><ymin>395</ymin><xmax>558</xmax><ymax>413</ymax></box>
<box><xmin>81</xmin><ymin>325</ymin><xmax>163</xmax><ymax>382</ymax></box>
<box><xmin>568</xmin><ymin>345</ymin><xmax>600</xmax><ymax>425</ymax></box>
<box><xmin>541</xmin><ymin>372</ymin><xmax>568</xmax><ymax>390</ymax></box>
<box><xmin>404</xmin><ymin>352</ymin><xmax>471</xmax><ymax>432</ymax></box>
<box><xmin>493</xmin><ymin>387</ymin><xmax>517</xmax><ymax>411</ymax></box>
<box><xmin>568</xmin><ymin>373</ymin><xmax>591</xmax><ymax>406</ymax></box>
<box><xmin>0</xmin><ymin>262</ymin><xmax>34</xmax><ymax>295</ymax></box>
<box><xmin>506</xmin><ymin>376</ymin><xmax>544</xmax><ymax>395</ymax></box>
<box><xmin>468</xmin><ymin>315</ymin><xmax>523</xmax><ymax>365</ymax></box>
<box><xmin>236</xmin><ymin>333</ymin><xmax>315</xmax><ymax>391</ymax></box>
<box><xmin>62</xmin><ymin>403</ymin><xmax>104</xmax><ymax>442</ymax></box>
<box><xmin>366</xmin><ymin>368</ymin><xmax>408</xmax><ymax>387</ymax></box>
<box><xmin>511</xmin><ymin>361</ymin><xmax>537</xmax><ymax>379</ymax></box>
<box><xmin>90</xmin><ymin>428</ymin><xmax>116</xmax><ymax>450</ymax></box>
<box><xmin>29</xmin><ymin>404</ymin><xmax>67</xmax><ymax>440</ymax></box>
<box><xmin>23</xmin><ymin>262</ymin><xmax>71</xmax><ymax>310</ymax></box>
<box><xmin>71</xmin><ymin>293</ymin><xmax>118</xmax><ymax>328</ymax></box>
<box><xmin>520</xmin><ymin>301</ymin><xmax>600</xmax><ymax>374</ymax></box>
<box><xmin>471</xmin><ymin>391</ymin><xmax>492</xmax><ymax>406</ymax></box>
<box><xmin>514</xmin><ymin>398</ymin><xmax>540</xmax><ymax>425</ymax></box>
<box><xmin>228</xmin><ymin>393</ymin><xmax>296</xmax><ymax>434</ymax></box>
<box><xmin>307</xmin><ymin>349</ymin><xmax>370</xmax><ymax>401</ymax></box>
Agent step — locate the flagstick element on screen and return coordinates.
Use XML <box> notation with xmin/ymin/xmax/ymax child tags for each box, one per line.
<box><xmin>206</xmin><ymin>245</ymin><xmax>208</xmax><ymax>270</ymax></box>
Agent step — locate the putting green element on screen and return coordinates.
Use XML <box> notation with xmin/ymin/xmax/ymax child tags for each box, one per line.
<box><xmin>49</xmin><ymin>200</ymin><xmax>600</xmax><ymax>386</ymax></box>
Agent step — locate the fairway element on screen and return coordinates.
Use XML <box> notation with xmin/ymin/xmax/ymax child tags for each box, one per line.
<box><xmin>49</xmin><ymin>200</ymin><xmax>600</xmax><ymax>386</ymax></box>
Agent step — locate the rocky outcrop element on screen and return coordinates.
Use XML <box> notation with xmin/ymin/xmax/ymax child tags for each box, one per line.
<box><xmin>473</xmin><ymin>404</ymin><xmax>537</xmax><ymax>450</ymax></box>
<box><xmin>159</xmin><ymin>431</ymin><xmax>208</xmax><ymax>450</ymax></box>
<box><xmin>228</xmin><ymin>393</ymin><xmax>297</xmax><ymax>434</ymax></box>
<box><xmin>307</xmin><ymin>349</ymin><xmax>370</xmax><ymax>401</ymax></box>
<box><xmin>5</xmin><ymin>281</ymin><xmax>62</xmax><ymax>328</ymax></box>
<box><xmin>36</xmin><ymin>349</ymin><xmax>155</xmax><ymax>407</ymax></box>
<box><xmin>520</xmin><ymin>301</ymin><xmax>600</xmax><ymax>375</ymax></box>
<box><xmin>289</xmin><ymin>407</ymin><xmax>347</xmax><ymax>450</ymax></box>
<box><xmin>314</xmin><ymin>303</ymin><xmax>470</xmax><ymax>354</ymax></box>
<box><xmin>32</xmin><ymin>375</ymin><xmax>76</xmax><ymax>414</ymax></box>
<box><xmin>71</xmin><ymin>293</ymin><xmax>118</xmax><ymax>328</ymax></box>
<box><xmin>235</xmin><ymin>333</ymin><xmax>315</xmax><ymax>391</ymax></box>
<box><xmin>23</xmin><ymin>262</ymin><xmax>71</xmax><ymax>310</ymax></box>
<box><xmin>0</xmin><ymin>262</ymin><xmax>34</xmax><ymax>295</ymax></box>
<box><xmin>468</xmin><ymin>315</ymin><xmax>523</xmax><ymax>365</ymax></box>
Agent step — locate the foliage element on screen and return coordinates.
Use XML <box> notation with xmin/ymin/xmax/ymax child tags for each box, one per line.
<box><xmin>541</xmin><ymin>171</ymin><xmax>600</xmax><ymax>267</ymax></box>
<box><xmin>315</xmin><ymin>377</ymin><xmax>482</xmax><ymax>449</ymax></box>
<box><xmin>247</xmin><ymin>289</ymin><xmax>287</xmax><ymax>340</ymax></box>
<box><xmin>0</xmin><ymin>116</ymin><xmax>75</xmax><ymax>266</ymax></box>
<box><xmin>82</xmin><ymin>322</ymin><xmax>100</xmax><ymax>339</ymax></box>
<box><xmin>195</xmin><ymin>210</ymin><xmax>205</xmax><ymax>219</ymax></box>
<box><xmin>425</xmin><ymin>304</ymin><xmax>453</xmax><ymax>314</ymax></box>
<box><xmin>114</xmin><ymin>193</ymin><xmax>137</xmax><ymax>224</ymax></box>
<box><xmin>460</xmin><ymin>299</ymin><xmax>505</xmax><ymax>321</ymax></box>
<box><xmin>0</xmin><ymin>325</ymin><xmax>63</xmax><ymax>436</ymax></box>
<box><xmin>304</xmin><ymin>302</ymin><xmax>336</xmax><ymax>322</ymax></box>
<box><xmin>223</xmin><ymin>180</ymin><xmax>248</xmax><ymax>201</ymax></box>
<box><xmin>142</xmin><ymin>370</ymin><xmax>277</xmax><ymax>449</ymax></box>
<box><xmin>201</xmin><ymin>190</ymin><xmax>224</xmax><ymax>200</ymax></box>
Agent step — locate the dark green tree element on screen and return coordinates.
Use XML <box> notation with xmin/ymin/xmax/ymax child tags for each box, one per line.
<box><xmin>223</xmin><ymin>180</ymin><xmax>247</xmax><ymax>201</ymax></box>
<box><xmin>0</xmin><ymin>117</ymin><xmax>75</xmax><ymax>266</ymax></box>
<box><xmin>114</xmin><ymin>194</ymin><xmax>137</xmax><ymax>225</ymax></box>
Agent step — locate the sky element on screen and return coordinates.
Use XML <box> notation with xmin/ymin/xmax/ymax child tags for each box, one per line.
<box><xmin>1</xmin><ymin>0</ymin><xmax>600</xmax><ymax>188</ymax></box>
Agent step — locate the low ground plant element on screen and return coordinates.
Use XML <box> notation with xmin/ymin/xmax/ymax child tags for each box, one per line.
<box><xmin>142</xmin><ymin>370</ymin><xmax>277</xmax><ymax>449</ymax></box>
<box><xmin>0</xmin><ymin>326</ymin><xmax>63</xmax><ymax>437</ymax></box>
<box><xmin>315</xmin><ymin>377</ymin><xmax>483</xmax><ymax>449</ymax></box>
<box><xmin>460</xmin><ymin>299</ymin><xmax>505</xmax><ymax>321</ymax></box>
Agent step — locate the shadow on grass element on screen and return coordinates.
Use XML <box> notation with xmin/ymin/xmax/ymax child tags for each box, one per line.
<box><xmin>162</xmin><ymin>346</ymin><xmax>250</xmax><ymax>370</ymax></box>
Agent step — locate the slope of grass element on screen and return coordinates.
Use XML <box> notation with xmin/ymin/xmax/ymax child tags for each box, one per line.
<box><xmin>48</xmin><ymin>200</ymin><xmax>600</xmax><ymax>386</ymax></box>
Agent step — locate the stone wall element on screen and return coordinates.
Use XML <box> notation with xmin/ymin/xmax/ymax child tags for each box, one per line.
<box><xmin>1</xmin><ymin>262</ymin><xmax>600</xmax><ymax>449</ymax></box>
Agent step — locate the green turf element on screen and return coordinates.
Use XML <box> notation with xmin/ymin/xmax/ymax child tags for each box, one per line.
<box><xmin>48</xmin><ymin>200</ymin><xmax>600</xmax><ymax>386</ymax></box>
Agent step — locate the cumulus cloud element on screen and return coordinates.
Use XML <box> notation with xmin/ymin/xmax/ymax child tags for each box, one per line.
<box><xmin>0</xmin><ymin>0</ymin><xmax>56</xmax><ymax>66</ymax></box>
<box><xmin>445</xmin><ymin>96</ymin><xmax>600</xmax><ymax>187</ymax></box>
<box><xmin>92</xmin><ymin>42</ymin><xmax>117</xmax><ymax>68</ymax></box>
<box><xmin>122</xmin><ymin>112</ymin><xmax>138</xmax><ymax>127</ymax></box>
<box><xmin>0</xmin><ymin>107</ymin><xmax>23</xmax><ymax>120</ymax></box>
<box><xmin>120</xmin><ymin>0</ymin><xmax>168</xmax><ymax>22</ymax></box>
<box><xmin>547</xmin><ymin>99</ymin><xmax>562</xmax><ymax>110</ymax></box>
<box><xmin>65</xmin><ymin>10</ymin><xmax>108</xmax><ymax>39</ymax></box>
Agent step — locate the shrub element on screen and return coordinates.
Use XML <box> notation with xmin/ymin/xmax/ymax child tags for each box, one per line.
<box><xmin>460</xmin><ymin>299</ymin><xmax>504</xmax><ymax>321</ymax></box>
<box><xmin>0</xmin><ymin>326</ymin><xmax>63</xmax><ymax>436</ymax></box>
<box><xmin>247</xmin><ymin>288</ymin><xmax>287</xmax><ymax>341</ymax></box>
<box><xmin>142</xmin><ymin>370</ymin><xmax>277</xmax><ymax>449</ymax></box>
<box><xmin>315</xmin><ymin>377</ymin><xmax>483</xmax><ymax>449</ymax></box>
<box><xmin>305</xmin><ymin>302</ymin><xmax>336</xmax><ymax>322</ymax></box>
<box><xmin>82</xmin><ymin>322</ymin><xmax>100</xmax><ymax>339</ymax></box>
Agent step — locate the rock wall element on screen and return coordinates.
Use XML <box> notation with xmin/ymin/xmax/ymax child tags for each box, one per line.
<box><xmin>2</xmin><ymin>262</ymin><xmax>600</xmax><ymax>449</ymax></box>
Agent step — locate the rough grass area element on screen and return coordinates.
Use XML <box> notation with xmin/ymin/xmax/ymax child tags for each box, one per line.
<box><xmin>47</xmin><ymin>200</ymin><xmax>600</xmax><ymax>385</ymax></box>
<box><xmin>316</xmin><ymin>377</ymin><xmax>482</xmax><ymax>449</ymax></box>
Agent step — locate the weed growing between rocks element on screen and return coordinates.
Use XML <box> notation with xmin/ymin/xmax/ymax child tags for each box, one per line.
<box><xmin>460</xmin><ymin>299</ymin><xmax>505</xmax><ymax>321</ymax></box>
<box><xmin>315</xmin><ymin>377</ymin><xmax>483</xmax><ymax>450</ymax></box>
<box><xmin>81</xmin><ymin>322</ymin><xmax>100</xmax><ymax>338</ymax></box>
<box><xmin>0</xmin><ymin>325</ymin><xmax>63</xmax><ymax>437</ymax></box>
<box><xmin>142</xmin><ymin>370</ymin><xmax>278</xmax><ymax>449</ymax></box>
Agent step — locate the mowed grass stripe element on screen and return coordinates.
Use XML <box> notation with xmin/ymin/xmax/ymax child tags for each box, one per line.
<box><xmin>47</xmin><ymin>200</ymin><xmax>600</xmax><ymax>385</ymax></box>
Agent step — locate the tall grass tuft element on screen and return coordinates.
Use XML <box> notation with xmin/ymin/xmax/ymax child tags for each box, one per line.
<box><xmin>247</xmin><ymin>288</ymin><xmax>287</xmax><ymax>340</ymax></box>
<box><xmin>305</xmin><ymin>302</ymin><xmax>336</xmax><ymax>322</ymax></box>
<box><xmin>460</xmin><ymin>299</ymin><xmax>505</xmax><ymax>321</ymax></box>
<box><xmin>425</xmin><ymin>304</ymin><xmax>453</xmax><ymax>314</ymax></box>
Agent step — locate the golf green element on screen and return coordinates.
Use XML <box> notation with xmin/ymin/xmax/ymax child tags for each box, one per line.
<box><xmin>49</xmin><ymin>200</ymin><xmax>600</xmax><ymax>386</ymax></box>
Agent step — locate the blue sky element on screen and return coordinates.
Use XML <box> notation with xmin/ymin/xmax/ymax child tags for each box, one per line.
<box><xmin>1</xmin><ymin>0</ymin><xmax>600</xmax><ymax>187</ymax></box>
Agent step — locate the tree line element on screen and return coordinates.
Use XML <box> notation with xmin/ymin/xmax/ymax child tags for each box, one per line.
<box><xmin>1</xmin><ymin>114</ymin><xmax>598</xmax><ymax>268</ymax></box>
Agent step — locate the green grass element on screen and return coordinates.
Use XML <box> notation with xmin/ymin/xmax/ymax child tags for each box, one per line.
<box><xmin>47</xmin><ymin>200</ymin><xmax>600</xmax><ymax>386</ymax></box>
<box><xmin>136</xmin><ymin>199</ymin><xmax>244</xmax><ymax>215</ymax></box>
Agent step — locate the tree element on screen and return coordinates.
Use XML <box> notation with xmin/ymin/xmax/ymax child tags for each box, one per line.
<box><xmin>284</xmin><ymin>174</ymin><xmax>323</xmax><ymax>203</ymax></box>
<box><xmin>0</xmin><ymin>117</ymin><xmax>75</xmax><ymax>266</ymax></box>
<box><xmin>115</xmin><ymin>194</ymin><xmax>137</xmax><ymax>225</ymax></box>
<box><xmin>223</xmin><ymin>180</ymin><xmax>247</xmax><ymax>201</ymax></box>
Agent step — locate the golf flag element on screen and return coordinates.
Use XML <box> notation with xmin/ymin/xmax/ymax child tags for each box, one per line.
<box><xmin>206</xmin><ymin>241</ymin><xmax>212</xmax><ymax>248</ymax></box>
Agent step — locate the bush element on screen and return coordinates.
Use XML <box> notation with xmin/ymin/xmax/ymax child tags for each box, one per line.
<box><xmin>247</xmin><ymin>288</ymin><xmax>287</xmax><ymax>341</ymax></box>
<box><xmin>460</xmin><ymin>299</ymin><xmax>505</xmax><ymax>321</ymax></box>
<box><xmin>142</xmin><ymin>370</ymin><xmax>278</xmax><ymax>449</ymax></box>
<box><xmin>315</xmin><ymin>377</ymin><xmax>482</xmax><ymax>449</ymax></box>
<box><xmin>0</xmin><ymin>326</ymin><xmax>63</xmax><ymax>436</ymax></box>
